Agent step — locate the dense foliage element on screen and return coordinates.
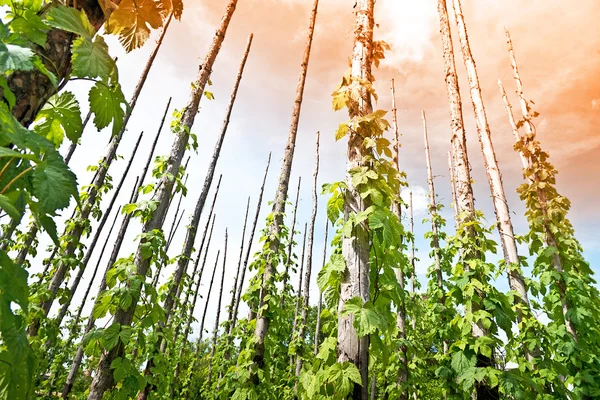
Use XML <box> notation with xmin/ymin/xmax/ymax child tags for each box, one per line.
<box><xmin>0</xmin><ymin>0</ymin><xmax>598</xmax><ymax>399</ymax></box>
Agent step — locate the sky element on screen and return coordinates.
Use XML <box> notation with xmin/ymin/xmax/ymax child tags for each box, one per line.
<box><xmin>32</xmin><ymin>0</ymin><xmax>600</xmax><ymax>339</ymax></box>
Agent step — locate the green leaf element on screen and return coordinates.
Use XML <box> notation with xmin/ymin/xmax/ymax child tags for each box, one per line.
<box><xmin>0</xmin><ymin>75</ymin><xmax>15</xmax><ymax>109</ymax></box>
<box><xmin>0</xmin><ymin>147</ymin><xmax>35</xmax><ymax>160</ymax></box>
<box><xmin>204</xmin><ymin>90</ymin><xmax>215</xmax><ymax>100</ymax></box>
<box><xmin>33</xmin><ymin>91</ymin><xmax>83</xmax><ymax>146</ymax></box>
<box><xmin>88</xmin><ymin>81</ymin><xmax>127</xmax><ymax>136</ymax></box>
<box><xmin>451</xmin><ymin>349</ymin><xmax>477</xmax><ymax>375</ymax></box>
<box><xmin>38</xmin><ymin>214</ymin><xmax>59</xmax><ymax>245</ymax></box>
<box><xmin>0</xmin><ymin>43</ymin><xmax>34</xmax><ymax>74</ymax></box>
<box><xmin>0</xmin><ymin>194</ymin><xmax>21</xmax><ymax>220</ymax></box>
<box><xmin>10</xmin><ymin>10</ymin><xmax>49</xmax><ymax>47</ymax></box>
<box><xmin>0</xmin><ymin>251</ymin><xmax>29</xmax><ymax>308</ymax></box>
<box><xmin>342</xmin><ymin>297</ymin><xmax>386</xmax><ymax>337</ymax></box>
<box><xmin>71</xmin><ymin>35</ymin><xmax>115</xmax><ymax>80</ymax></box>
<box><xmin>102</xmin><ymin>323</ymin><xmax>121</xmax><ymax>350</ymax></box>
<box><xmin>45</xmin><ymin>5</ymin><xmax>95</xmax><ymax>39</ymax></box>
<box><xmin>32</xmin><ymin>150</ymin><xmax>78</xmax><ymax>214</ymax></box>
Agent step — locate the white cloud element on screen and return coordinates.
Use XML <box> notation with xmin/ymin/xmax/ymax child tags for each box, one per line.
<box><xmin>401</xmin><ymin>185</ymin><xmax>430</xmax><ymax>218</ymax></box>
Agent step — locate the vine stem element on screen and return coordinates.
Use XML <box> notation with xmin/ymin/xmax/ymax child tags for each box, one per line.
<box><xmin>1</xmin><ymin>166</ymin><xmax>32</xmax><ymax>194</ymax></box>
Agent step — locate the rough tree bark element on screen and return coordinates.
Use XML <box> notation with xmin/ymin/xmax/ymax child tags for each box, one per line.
<box><xmin>295</xmin><ymin>131</ymin><xmax>320</xmax><ymax>376</ymax></box>
<box><xmin>28</xmin><ymin>15</ymin><xmax>175</xmax><ymax>338</ymax></box>
<box><xmin>314</xmin><ymin>220</ymin><xmax>329</xmax><ymax>356</ymax></box>
<box><xmin>338</xmin><ymin>1</ymin><xmax>374</xmax><ymax>398</ymax></box>
<box><xmin>230</xmin><ymin>153</ymin><xmax>271</xmax><ymax>334</ymax></box>
<box><xmin>87</xmin><ymin>2</ymin><xmax>239</xmax><ymax>397</ymax></box>
<box><xmin>280</xmin><ymin>176</ymin><xmax>302</xmax><ymax>309</ymax></box>
<box><xmin>6</xmin><ymin>4</ymin><xmax>109</xmax><ymax>126</ymax></box>
<box><xmin>450</xmin><ymin>0</ymin><xmax>531</xmax><ymax>326</ymax></box>
<box><xmin>252</xmin><ymin>0</ymin><xmax>319</xmax><ymax>377</ymax></box>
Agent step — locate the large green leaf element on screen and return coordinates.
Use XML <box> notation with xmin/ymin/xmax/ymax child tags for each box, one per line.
<box><xmin>45</xmin><ymin>5</ymin><xmax>95</xmax><ymax>39</ymax></box>
<box><xmin>451</xmin><ymin>349</ymin><xmax>477</xmax><ymax>375</ymax></box>
<box><xmin>71</xmin><ymin>35</ymin><xmax>115</xmax><ymax>80</ymax></box>
<box><xmin>88</xmin><ymin>81</ymin><xmax>127</xmax><ymax>136</ymax></box>
<box><xmin>33</xmin><ymin>91</ymin><xmax>83</xmax><ymax>146</ymax></box>
<box><xmin>32</xmin><ymin>150</ymin><xmax>78</xmax><ymax>214</ymax></box>
<box><xmin>9</xmin><ymin>10</ymin><xmax>48</xmax><ymax>47</ymax></box>
<box><xmin>342</xmin><ymin>297</ymin><xmax>386</xmax><ymax>337</ymax></box>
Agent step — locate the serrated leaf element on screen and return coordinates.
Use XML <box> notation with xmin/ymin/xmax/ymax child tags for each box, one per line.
<box><xmin>0</xmin><ymin>43</ymin><xmax>34</xmax><ymax>74</ymax></box>
<box><xmin>102</xmin><ymin>323</ymin><xmax>121</xmax><ymax>350</ymax></box>
<box><xmin>342</xmin><ymin>297</ymin><xmax>386</xmax><ymax>337</ymax></box>
<box><xmin>106</xmin><ymin>0</ymin><xmax>164</xmax><ymax>52</ymax></box>
<box><xmin>45</xmin><ymin>5</ymin><xmax>95</xmax><ymax>39</ymax></box>
<box><xmin>32</xmin><ymin>150</ymin><xmax>78</xmax><ymax>214</ymax></box>
<box><xmin>71</xmin><ymin>35</ymin><xmax>115</xmax><ymax>80</ymax></box>
<box><xmin>451</xmin><ymin>349</ymin><xmax>477</xmax><ymax>375</ymax></box>
<box><xmin>88</xmin><ymin>81</ymin><xmax>127</xmax><ymax>136</ymax></box>
<box><xmin>33</xmin><ymin>91</ymin><xmax>83</xmax><ymax>146</ymax></box>
<box><xmin>10</xmin><ymin>10</ymin><xmax>49</xmax><ymax>47</ymax></box>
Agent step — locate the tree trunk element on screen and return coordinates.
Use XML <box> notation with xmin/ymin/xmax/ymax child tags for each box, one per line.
<box><xmin>338</xmin><ymin>2</ymin><xmax>374</xmax><ymax>399</ymax></box>
<box><xmin>314</xmin><ymin>220</ymin><xmax>328</xmax><ymax>356</ymax></box>
<box><xmin>54</xmin><ymin>130</ymin><xmax>144</xmax><ymax>328</ymax></box>
<box><xmin>166</xmin><ymin>173</ymin><xmax>189</xmax><ymax>248</ymax></box>
<box><xmin>61</xmin><ymin>98</ymin><xmax>169</xmax><ymax>399</ymax></box>
<box><xmin>199</xmin><ymin>250</ymin><xmax>221</xmax><ymax>344</ymax></box>
<box><xmin>295</xmin><ymin>131</ymin><xmax>320</xmax><ymax>376</ymax></box>
<box><xmin>501</xmin><ymin>29</ymin><xmax>577</xmax><ymax>341</ymax></box>
<box><xmin>230</xmin><ymin>152</ymin><xmax>271</xmax><ymax>334</ymax></box>
<box><xmin>281</xmin><ymin>176</ymin><xmax>302</xmax><ymax>309</ymax></box>
<box><xmin>174</xmin><ymin>175</ymin><xmax>222</xmax><ymax>342</ymax></box>
<box><xmin>172</xmin><ymin>214</ymin><xmax>216</xmax><ymax>393</ymax></box>
<box><xmin>408</xmin><ymin>192</ymin><xmax>416</xmax><ymax>332</ymax></box>
<box><xmin>29</xmin><ymin>15</ymin><xmax>174</xmax><ymax>338</ymax></box>
<box><xmin>290</xmin><ymin>223</ymin><xmax>308</xmax><ymax>367</ymax></box>
<box><xmin>437</xmin><ymin>1</ymin><xmax>497</xmax><ymax>398</ymax></box>
<box><xmin>252</xmin><ymin>0</ymin><xmax>319</xmax><ymax>377</ymax></box>
<box><xmin>226</xmin><ymin>196</ymin><xmax>251</xmax><ymax>328</ymax></box>
<box><xmin>87</xmin><ymin>1</ymin><xmax>238</xmax><ymax>396</ymax></box>
<box><xmin>208</xmin><ymin>230</ymin><xmax>228</xmax><ymax>386</ymax></box>
<box><xmin>447</xmin><ymin>151</ymin><xmax>459</xmax><ymax>228</ymax></box>
<box><xmin>391</xmin><ymin>78</ymin><xmax>409</xmax><ymax>400</ymax></box>
<box><xmin>6</xmin><ymin>3</ymin><xmax>109</xmax><ymax>126</ymax></box>
<box><xmin>450</xmin><ymin>0</ymin><xmax>530</xmax><ymax>328</ymax></box>
<box><xmin>422</xmin><ymin>111</ymin><xmax>448</xmax><ymax>354</ymax></box>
